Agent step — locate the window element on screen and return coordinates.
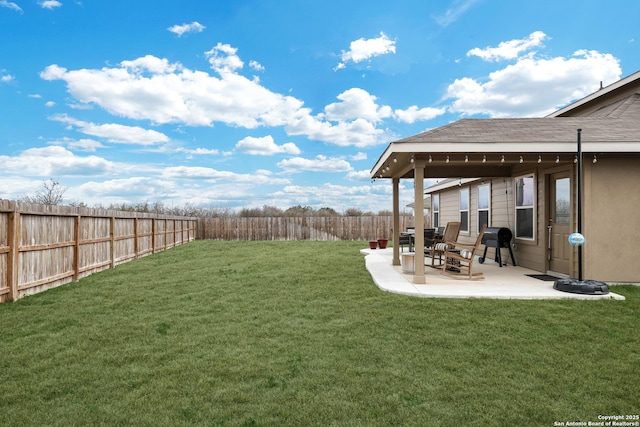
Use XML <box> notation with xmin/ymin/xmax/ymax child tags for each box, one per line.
<box><xmin>555</xmin><ymin>178</ymin><xmax>570</xmax><ymax>224</ymax></box>
<box><xmin>432</xmin><ymin>194</ymin><xmax>439</xmax><ymax>228</ymax></box>
<box><xmin>477</xmin><ymin>184</ymin><xmax>490</xmax><ymax>233</ymax></box>
<box><xmin>515</xmin><ymin>174</ymin><xmax>535</xmax><ymax>239</ymax></box>
<box><xmin>459</xmin><ymin>187</ymin><xmax>469</xmax><ymax>233</ymax></box>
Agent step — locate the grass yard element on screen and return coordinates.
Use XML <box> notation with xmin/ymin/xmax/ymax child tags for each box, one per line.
<box><xmin>0</xmin><ymin>240</ymin><xmax>638</xmax><ymax>426</ymax></box>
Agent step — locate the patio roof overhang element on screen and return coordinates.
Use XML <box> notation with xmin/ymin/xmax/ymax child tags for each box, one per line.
<box><xmin>371</xmin><ymin>117</ymin><xmax>640</xmax><ymax>180</ymax></box>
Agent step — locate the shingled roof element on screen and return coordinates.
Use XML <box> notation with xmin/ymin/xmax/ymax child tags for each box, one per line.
<box><xmin>371</xmin><ymin>71</ymin><xmax>640</xmax><ymax>179</ymax></box>
<box><xmin>394</xmin><ymin>116</ymin><xmax>640</xmax><ymax>146</ymax></box>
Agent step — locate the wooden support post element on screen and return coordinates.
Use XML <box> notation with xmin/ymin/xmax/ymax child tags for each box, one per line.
<box><xmin>413</xmin><ymin>161</ymin><xmax>426</xmax><ymax>284</ymax></box>
<box><xmin>392</xmin><ymin>177</ymin><xmax>401</xmax><ymax>266</ymax></box>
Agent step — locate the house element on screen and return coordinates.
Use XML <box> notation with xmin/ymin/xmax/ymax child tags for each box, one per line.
<box><xmin>371</xmin><ymin>70</ymin><xmax>640</xmax><ymax>284</ymax></box>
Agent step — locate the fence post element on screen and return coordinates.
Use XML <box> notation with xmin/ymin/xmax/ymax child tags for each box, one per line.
<box><xmin>7</xmin><ymin>206</ymin><xmax>20</xmax><ymax>301</ymax></box>
<box><xmin>134</xmin><ymin>217</ymin><xmax>139</xmax><ymax>258</ymax></box>
<box><xmin>73</xmin><ymin>215</ymin><xmax>80</xmax><ymax>282</ymax></box>
<box><xmin>152</xmin><ymin>218</ymin><xmax>156</xmax><ymax>254</ymax></box>
<box><xmin>110</xmin><ymin>215</ymin><xmax>115</xmax><ymax>269</ymax></box>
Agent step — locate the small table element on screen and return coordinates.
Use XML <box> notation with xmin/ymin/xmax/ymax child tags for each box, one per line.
<box><xmin>401</xmin><ymin>252</ymin><xmax>415</xmax><ymax>274</ymax></box>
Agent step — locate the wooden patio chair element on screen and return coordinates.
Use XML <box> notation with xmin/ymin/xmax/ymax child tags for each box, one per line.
<box><xmin>441</xmin><ymin>225</ymin><xmax>487</xmax><ymax>280</ymax></box>
<box><xmin>424</xmin><ymin>221</ymin><xmax>461</xmax><ymax>268</ymax></box>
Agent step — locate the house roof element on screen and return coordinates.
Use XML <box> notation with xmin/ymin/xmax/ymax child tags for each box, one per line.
<box><xmin>371</xmin><ymin>70</ymin><xmax>640</xmax><ymax>180</ymax></box>
<box><xmin>547</xmin><ymin>70</ymin><xmax>640</xmax><ymax>117</ymax></box>
<box><xmin>371</xmin><ymin>116</ymin><xmax>640</xmax><ymax>178</ymax></box>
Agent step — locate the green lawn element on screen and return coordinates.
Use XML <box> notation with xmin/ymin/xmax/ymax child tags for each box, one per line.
<box><xmin>0</xmin><ymin>240</ymin><xmax>638</xmax><ymax>426</ymax></box>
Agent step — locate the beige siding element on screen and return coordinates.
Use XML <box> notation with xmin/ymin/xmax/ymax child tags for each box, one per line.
<box><xmin>429</xmin><ymin>173</ymin><xmax>555</xmax><ymax>272</ymax></box>
<box><xmin>490</xmin><ymin>178</ymin><xmax>513</xmax><ymax>231</ymax></box>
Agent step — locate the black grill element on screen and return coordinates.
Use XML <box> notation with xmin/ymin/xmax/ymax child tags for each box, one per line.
<box><xmin>479</xmin><ymin>227</ymin><xmax>516</xmax><ymax>267</ymax></box>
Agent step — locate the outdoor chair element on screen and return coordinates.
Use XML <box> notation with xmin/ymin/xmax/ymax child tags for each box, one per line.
<box><xmin>441</xmin><ymin>224</ymin><xmax>487</xmax><ymax>280</ymax></box>
<box><xmin>424</xmin><ymin>222</ymin><xmax>461</xmax><ymax>268</ymax></box>
<box><xmin>398</xmin><ymin>233</ymin><xmax>412</xmax><ymax>252</ymax></box>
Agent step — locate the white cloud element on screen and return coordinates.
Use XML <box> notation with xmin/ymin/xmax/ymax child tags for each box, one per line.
<box><xmin>346</xmin><ymin>170</ymin><xmax>372</xmax><ymax>181</ymax></box>
<box><xmin>175</xmin><ymin>147</ymin><xmax>220</xmax><ymax>156</ymax></box>
<box><xmin>52</xmin><ymin>137</ymin><xmax>106</xmax><ymax>152</ymax></box>
<box><xmin>394</xmin><ymin>105</ymin><xmax>446</xmax><ymax>123</ymax></box>
<box><xmin>167</xmin><ymin>21</ymin><xmax>205</xmax><ymax>37</ymax></box>
<box><xmin>433</xmin><ymin>0</ymin><xmax>478</xmax><ymax>27</ymax></box>
<box><xmin>249</xmin><ymin>60</ymin><xmax>265</xmax><ymax>72</ymax></box>
<box><xmin>205</xmin><ymin>43</ymin><xmax>244</xmax><ymax>74</ymax></box>
<box><xmin>350</xmin><ymin>152</ymin><xmax>367</xmax><ymax>161</ymax></box>
<box><xmin>235</xmin><ymin>135</ymin><xmax>300</xmax><ymax>156</ymax></box>
<box><xmin>1</xmin><ymin>0</ymin><xmax>23</xmax><ymax>13</ymax></box>
<box><xmin>51</xmin><ymin>114</ymin><xmax>170</xmax><ymax>145</ymax></box>
<box><xmin>336</xmin><ymin>32</ymin><xmax>396</xmax><ymax>70</ymax></box>
<box><xmin>45</xmin><ymin>101</ymin><xmax>56</xmax><ymax>107</ymax></box>
<box><xmin>77</xmin><ymin>177</ymin><xmax>169</xmax><ymax>200</ymax></box>
<box><xmin>271</xmin><ymin>182</ymin><xmax>392</xmax><ymax>212</ymax></box>
<box><xmin>0</xmin><ymin>146</ymin><xmax>115</xmax><ymax>176</ymax></box>
<box><xmin>40</xmin><ymin>46</ymin><xmax>393</xmax><ymax>148</ymax></box>
<box><xmin>121</xmin><ymin>55</ymin><xmax>182</xmax><ymax>74</ymax></box>
<box><xmin>323</xmin><ymin>88</ymin><xmax>392</xmax><ymax>123</ymax></box>
<box><xmin>1</xmin><ymin>74</ymin><xmax>15</xmax><ymax>83</ymax></box>
<box><xmin>39</xmin><ymin>0</ymin><xmax>62</xmax><ymax>9</ymax></box>
<box><xmin>467</xmin><ymin>31</ymin><xmax>548</xmax><ymax>61</ymax></box>
<box><xmin>446</xmin><ymin>49</ymin><xmax>622</xmax><ymax>117</ymax></box>
<box><xmin>277</xmin><ymin>155</ymin><xmax>353</xmax><ymax>173</ymax></box>
<box><xmin>161</xmin><ymin>166</ymin><xmax>290</xmax><ymax>185</ymax></box>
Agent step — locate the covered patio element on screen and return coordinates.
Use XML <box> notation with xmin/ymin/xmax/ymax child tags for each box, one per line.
<box><xmin>370</xmin><ymin>116</ymin><xmax>640</xmax><ymax>284</ymax></box>
<box><xmin>361</xmin><ymin>247</ymin><xmax>625</xmax><ymax>300</ymax></box>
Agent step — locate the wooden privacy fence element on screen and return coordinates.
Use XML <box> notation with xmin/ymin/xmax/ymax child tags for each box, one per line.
<box><xmin>197</xmin><ymin>215</ymin><xmax>416</xmax><ymax>241</ymax></box>
<box><xmin>0</xmin><ymin>200</ymin><xmax>197</xmax><ymax>303</ymax></box>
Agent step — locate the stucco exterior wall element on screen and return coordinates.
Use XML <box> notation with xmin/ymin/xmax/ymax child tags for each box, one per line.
<box><xmin>583</xmin><ymin>155</ymin><xmax>640</xmax><ymax>282</ymax></box>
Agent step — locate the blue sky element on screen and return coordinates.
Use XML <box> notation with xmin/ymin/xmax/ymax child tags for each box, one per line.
<box><xmin>1</xmin><ymin>0</ymin><xmax>638</xmax><ymax>213</ymax></box>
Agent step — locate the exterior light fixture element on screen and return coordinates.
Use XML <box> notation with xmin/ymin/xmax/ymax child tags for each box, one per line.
<box><xmin>538</xmin><ymin>155</ymin><xmax>542</xmax><ymax>163</ymax></box>
<box><xmin>428</xmin><ymin>154</ymin><xmax>432</xmax><ymax>163</ymax></box>
<box><xmin>574</xmin><ymin>155</ymin><xmax>578</xmax><ymax>163</ymax></box>
<box><xmin>393</xmin><ymin>157</ymin><xmax>397</xmax><ymax>163</ymax></box>
<box><xmin>410</xmin><ymin>156</ymin><xmax>415</xmax><ymax>163</ymax></box>
<box><xmin>482</xmin><ymin>155</ymin><xmax>486</xmax><ymax>163</ymax></box>
<box><xmin>446</xmin><ymin>156</ymin><xmax>450</xmax><ymax>163</ymax></box>
<box><xmin>593</xmin><ymin>154</ymin><xmax>597</xmax><ymax>163</ymax></box>
<box><xmin>465</xmin><ymin>155</ymin><xmax>469</xmax><ymax>163</ymax></box>
<box><xmin>556</xmin><ymin>156</ymin><xmax>560</xmax><ymax>164</ymax></box>
<box><xmin>501</xmin><ymin>155</ymin><xmax>505</xmax><ymax>163</ymax></box>
<box><xmin>519</xmin><ymin>156</ymin><xmax>524</xmax><ymax>163</ymax></box>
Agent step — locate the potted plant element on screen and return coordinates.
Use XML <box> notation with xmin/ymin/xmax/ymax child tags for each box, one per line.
<box><xmin>377</xmin><ymin>238</ymin><xmax>388</xmax><ymax>249</ymax></box>
<box><xmin>369</xmin><ymin>240</ymin><xmax>378</xmax><ymax>249</ymax></box>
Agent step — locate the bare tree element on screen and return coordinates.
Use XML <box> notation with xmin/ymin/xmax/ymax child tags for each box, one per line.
<box><xmin>21</xmin><ymin>179</ymin><xmax>67</xmax><ymax>206</ymax></box>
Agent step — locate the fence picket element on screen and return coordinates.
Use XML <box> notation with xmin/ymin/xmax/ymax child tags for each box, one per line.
<box><xmin>0</xmin><ymin>200</ymin><xmax>197</xmax><ymax>303</ymax></box>
<box><xmin>196</xmin><ymin>216</ymin><xmax>416</xmax><ymax>241</ymax></box>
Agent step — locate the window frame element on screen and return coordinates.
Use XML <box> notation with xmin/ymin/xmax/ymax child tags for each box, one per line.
<box><xmin>432</xmin><ymin>193</ymin><xmax>439</xmax><ymax>228</ymax></box>
<box><xmin>514</xmin><ymin>173</ymin><xmax>536</xmax><ymax>240</ymax></box>
<box><xmin>477</xmin><ymin>183</ymin><xmax>491</xmax><ymax>233</ymax></box>
<box><xmin>459</xmin><ymin>187</ymin><xmax>469</xmax><ymax>234</ymax></box>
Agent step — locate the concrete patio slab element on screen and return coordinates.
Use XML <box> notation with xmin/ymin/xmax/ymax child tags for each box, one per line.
<box><xmin>361</xmin><ymin>247</ymin><xmax>625</xmax><ymax>300</ymax></box>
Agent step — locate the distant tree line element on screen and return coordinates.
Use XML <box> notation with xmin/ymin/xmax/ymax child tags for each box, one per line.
<box><xmin>17</xmin><ymin>179</ymin><xmax>403</xmax><ymax>218</ymax></box>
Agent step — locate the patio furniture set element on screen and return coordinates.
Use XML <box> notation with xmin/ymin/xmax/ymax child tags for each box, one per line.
<box><xmin>401</xmin><ymin>222</ymin><xmax>498</xmax><ymax>280</ymax></box>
